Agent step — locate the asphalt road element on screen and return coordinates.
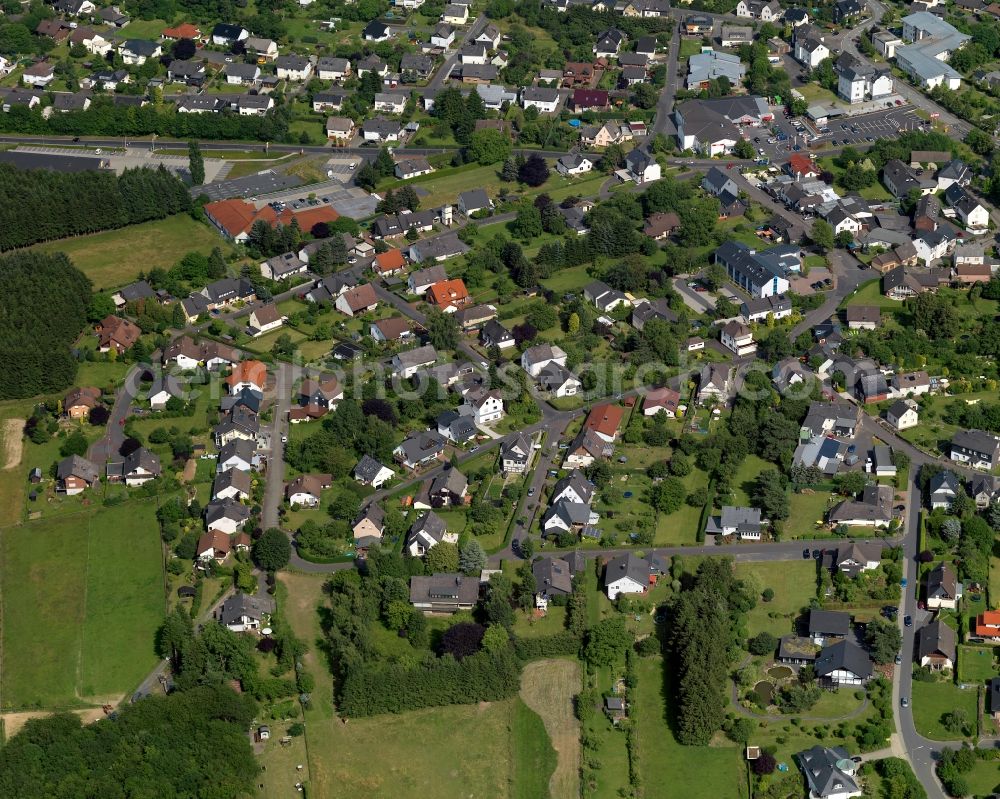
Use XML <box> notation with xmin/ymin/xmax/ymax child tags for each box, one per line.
<box><xmin>652</xmin><ymin>21</ymin><xmax>680</xmax><ymax>136</ymax></box>
<box><xmin>261</xmin><ymin>362</ymin><xmax>292</xmax><ymax>531</ymax></box>
<box><xmin>87</xmin><ymin>363</ymin><xmax>146</xmax><ymax>464</ymax></box>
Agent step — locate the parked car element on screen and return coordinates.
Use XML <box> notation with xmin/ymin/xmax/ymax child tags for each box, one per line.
<box><xmin>904</xmin><ymin>615</ymin><xmax>912</xmax><ymax>627</ymax></box>
<box><xmin>802</xmin><ymin>548</ymin><xmax>811</xmax><ymax>559</ymax></box>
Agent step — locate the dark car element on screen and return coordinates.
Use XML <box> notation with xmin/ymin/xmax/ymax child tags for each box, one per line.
<box><xmin>812</xmin><ymin>549</ymin><xmax>821</xmax><ymax>559</ymax></box>
<box><xmin>803</xmin><ymin>548</ymin><xmax>811</xmax><ymax>559</ymax></box>
<box><xmin>904</xmin><ymin>615</ymin><xmax>913</xmax><ymax>627</ymax></box>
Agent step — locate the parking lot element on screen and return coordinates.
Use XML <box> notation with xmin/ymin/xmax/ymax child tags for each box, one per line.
<box><xmin>745</xmin><ymin>105</ymin><xmax>926</xmax><ymax>163</ymax></box>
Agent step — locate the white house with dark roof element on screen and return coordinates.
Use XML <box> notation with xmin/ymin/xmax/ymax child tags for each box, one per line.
<box><xmin>950</xmin><ymin>429</ymin><xmax>1000</xmax><ymax>470</ymax></box>
<box><xmin>604</xmin><ymin>553</ymin><xmax>649</xmax><ymax>599</ymax></box>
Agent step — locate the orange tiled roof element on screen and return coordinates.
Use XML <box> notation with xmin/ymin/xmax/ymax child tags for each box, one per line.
<box><xmin>375</xmin><ymin>248</ymin><xmax>406</xmax><ymax>273</ymax></box>
<box><xmin>163</xmin><ymin>23</ymin><xmax>201</xmax><ymax>38</ymax></box>
<box><xmin>426</xmin><ymin>278</ymin><xmax>469</xmax><ymax>308</ymax></box>
<box><xmin>227</xmin><ymin>360</ymin><xmax>267</xmax><ymax>388</ymax></box>
<box><xmin>585</xmin><ymin>403</ymin><xmax>625</xmax><ymax>438</ymax></box>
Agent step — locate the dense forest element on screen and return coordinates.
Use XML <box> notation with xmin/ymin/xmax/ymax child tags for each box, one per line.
<box><xmin>0</xmin><ymin>251</ymin><xmax>91</xmax><ymax>400</ymax></box>
<box><xmin>0</xmin><ymin>685</ymin><xmax>258</xmax><ymax>799</ymax></box>
<box><xmin>0</xmin><ymin>164</ymin><xmax>191</xmax><ymax>250</ymax></box>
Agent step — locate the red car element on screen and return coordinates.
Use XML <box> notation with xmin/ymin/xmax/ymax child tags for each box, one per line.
<box><xmin>726</xmin><ymin>162</ymin><xmax>735</xmax><ymax>169</ymax></box>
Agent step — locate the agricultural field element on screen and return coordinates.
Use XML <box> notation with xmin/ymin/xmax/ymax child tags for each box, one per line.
<box><xmin>33</xmin><ymin>214</ymin><xmax>226</xmax><ymax>291</ymax></box>
<box><xmin>0</xmin><ymin>500</ymin><xmax>164</xmax><ymax>709</ymax></box>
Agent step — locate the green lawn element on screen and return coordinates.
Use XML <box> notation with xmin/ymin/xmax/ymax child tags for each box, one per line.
<box><xmin>654</xmin><ymin>468</ymin><xmax>710</xmax><ymax>546</ymax></box>
<box><xmin>962</xmin><ymin>759</ymin><xmax>1000</xmax><ymax>796</ymax></box>
<box><xmin>958</xmin><ymin>645</ymin><xmax>997</xmax><ymax>684</ymax></box>
<box><xmin>679</xmin><ymin>38</ymin><xmax>705</xmax><ymax>58</ymax></box>
<box><xmin>635</xmin><ymin>656</ymin><xmax>745</xmax><ymax>798</ymax></box>
<box><xmin>1</xmin><ymin>500</ymin><xmax>164</xmax><ymax>709</ymax></box>
<box><xmin>33</xmin><ymin>214</ymin><xmax>226</xmax><ymax>291</ymax></box>
<box><xmin>787</xmin><ymin>490</ymin><xmax>837</xmax><ymax>537</ymax></box>
<box><xmin>512</xmin><ymin>699</ymin><xmax>557</xmax><ymax>799</ymax></box>
<box><xmin>841</xmin><ymin>279</ymin><xmax>904</xmax><ymax>311</ymax></box>
<box><xmin>735</xmin><ymin>560</ymin><xmax>817</xmax><ymax>639</ymax></box>
<box><xmin>512</xmin><ymin>605</ymin><xmax>567</xmax><ymax>638</ymax></box>
<box><xmin>731</xmin><ymin>454</ymin><xmax>772</xmax><ymax>506</ymax></box>
<box><xmin>911</xmin><ymin>680</ymin><xmax>979</xmax><ymax>740</ymax></box>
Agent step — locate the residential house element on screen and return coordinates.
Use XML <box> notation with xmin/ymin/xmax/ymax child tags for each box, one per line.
<box><xmin>325</xmin><ymin>116</ymin><xmax>354</xmax><ymax>142</ymax></box>
<box><xmin>393</xmin><ymin>344</ymin><xmax>439</xmax><ymax>379</ymax></box>
<box><xmin>425</xmin><ymin>467</ymin><xmax>468</xmax><ymax>507</ymax></box>
<box><xmin>594</xmin><ymin>28</ymin><xmax>626</xmax><ymax>58</ymax></box>
<box><xmin>204</xmin><ymin>498</ymin><xmax>252</xmax><ymax>533</ymax></box>
<box><xmin>285</xmin><ymin>473</ymin><xmax>332</xmax><ymax>507</ymax></box>
<box><xmin>624</xmin><ymin>147</ymin><xmax>660</xmax><ymax>185</ymax></box>
<box><xmin>211</xmin><ymin>23</ymin><xmax>248</xmax><ymax>46</ymax></box>
<box><xmin>371</xmin><ymin>317</ymin><xmax>413</xmax><ymax>343</ymax></box>
<box><xmin>106</xmin><ymin>447</ymin><xmax>163</xmax><ymax>487</ymax></box>
<box><xmin>917</xmin><ymin>619</ymin><xmax>956</xmax><ymax>671</ymax></box>
<box><xmin>604</xmin><ymin>553</ymin><xmax>649</xmax><ymax>599</ymax></box>
<box><xmin>534</xmin><ymin>556</ymin><xmax>575</xmax><ymax>599</ymax></box>
<box><xmin>975</xmin><ymin>610</ymin><xmax>1000</xmax><ymax>641</ymax></box>
<box><xmin>836</xmin><ymin>542</ymin><xmax>883</xmax><ymax>577</ymax></box>
<box><xmin>584</xmin><ymin>280</ymin><xmax>630</xmax><ymax>313</ymax></box>
<box><xmin>950</xmin><ymin>429</ymin><xmax>1000</xmax><ymax>470</ymax></box>
<box><xmin>829</xmin><ymin>483</ymin><xmax>894</xmax><ymax>527</ymax></box>
<box><xmin>56</xmin><ymin>454</ymin><xmax>99</xmax><ymax>495</ymax></box>
<box><xmin>845</xmin><ymin>305</ymin><xmax>880</xmax><ymax>330</ymax></box>
<box><xmin>211</xmin><ymin>465</ymin><xmax>252</xmax><ymax>501</ymax></box>
<box><xmin>260</xmin><ymin>252</ymin><xmax>307</xmax><ymax>281</ymax></box>
<box><xmin>458</xmin><ymin>188</ymin><xmax>492</xmax><ymax>216</ymax></box>
<box><xmin>925</xmin><ymin>562</ymin><xmax>961</xmax><ymax>610</ymax></box>
<box><xmin>245</xmin><ymin>36</ymin><xmax>279</xmax><ymax>61</ymax></box>
<box><xmin>815</xmin><ymin>640</ymin><xmax>873</xmax><ymax>686</ymax></box>
<box><xmin>374</xmin><ymin>92</ymin><xmax>406</xmax><ymax>114</ymax></box>
<box><xmin>480</xmin><ymin>319</ymin><xmax>515</xmax><ymax>349</ymax></box>
<box><xmin>217</xmin><ymin>592</ymin><xmax>274</xmax><ymax>633</ymax></box>
<box><xmin>713</xmin><ymin>241</ymin><xmax>795</xmax><ymax>298</ymax></box>
<box><xmin>539</xmin><ymin>363</ymin><xmax>582</xmax><ymax>398</ymax></box>
<box><xmin>520</xmin><ymin>86</ymin><xmax>560</xmax><ymax>113</ymax></box>
<box><xmin>886</xmin><ymin>399</ymin><xmax>919</xmax><ymax>431</ymax></box>
<box><xmin>735</xmin><ymin>0</ymin><xmax>782</xmax><ymax>20</ymax></box>
<box><xmin>96</xmin><ymin>315</ymin><xmax>141</xmax><ymax>355</ymax></box>
<box><xmin>795</xmin><ymin>28</ymin><xmax>830</xmax><ymax>68</ymax></box>
<box><xmin>408</xmin><ymin>265</ymin><xmax>448</xmax><ymax>295</ymax></box>
<box><xmin>585</xmin><ymin>403</ymin><xmax>624</xmax><ymax>444</ymax></box>
<box><xmin>441</xmin><ymin>4</ymin><xmax>469</xmax><ymax>24</ymax></box>
<box><xmin>929</xmin><ymin>470</ymin><xmax>961</xmax><ymax>510</ymax></box>
<box><xmin>557</xmin><ymin>154</ymin><xmax>594</xmax><ymax>176</ymax></box>
<box><xmin>217</xmin><ymin>439</ymin><xmax>259</xmax><ymax>473</ymax></box>
<box><xmin>970</xmin><ymin>475</ymin><xmax>1000</xmax><ymax>510</ymax></box>
<box><xmin>196</xmin><ymin>529</ymin><xmax>232</xmax><ymax>563</ymax></box>
<box><xmin>642</xmin><ymin>211</ymin><xmax>681</xmax><ymax>240</ymax></box>
<box><xmin>394</xmin><ymin>431</ymin><xmax>447</xmax><ymax>469</ymax></box>
<box><xmin>797</xmin><ymin>745</ymin><xmax>863</xmax><ymax>799</ymax></box>
<box><xmin>500</xmin><ymin>433</ymin><xmax>532</xmax><ymax>474</ymax></box>
<box><xmin>363</xmin><ymin>20</ymin><xmax>391</xmax><ymax>41</ymax></box>
<box><xmin>705</xmin><ymin>505</ymin><xmax>765</xmax><ymax>540</ymax></box>
<box><xmin>643</xmin><ymin>387</ymin><xmax>681</xmax><ymax>418</ymax></box>
<box><xmin>65</xmin><ymin>386</ymin><xmax>101</xmax><ymax>419</ymax></box>
<box><xmin>687</xmin><ymin>50</ymin><xmax>746</xmax><ymax>90</ymax></box>
<box><xmin>361</xmin><ymin>117</ymin><xmax>402</xmax><ymax>143</ymax></box>
<box><xmin>167</xmin><ymin>59</ymin><xmax>206</xmax><ymax>85</ymax></box>
<box><xmin>720</xmin><ymin>320</ymin><xmax>756</xmax><ymax>357</ymax></box>
<box><xmin>542</xmin><ymin>499</ymin><xmax>595</xmax><ymax>535</ymax></box>
<box><xmin>409</xmin><ymin>573</ymin><xmax>479</xmax><ymax>612</ymax></box>
<box><xmin>120</xmin><ymin>39</ymin><xmax>161</xmax><ymax>65</ymax></box>
<box><xmin>22</xmin><ymin>62</ymin><xmax>55</xmax><ymax>87</ymax></box>
<box><xmin>697</xmin><ymin>363</ymin><xmax>732</xmax><ymax>403</ymax></box>
<box><xmin>335</xmin><ymin>284</ymin><xmax>379</xmax><ymax>317</ymax></box>
<box><xmin>522</xmin><ymin>344</ymin><xmax>568</xmax><ymax>378</ymax></box>
<box><xmin>808</xmin><ymin>608</ymin><xmax>851</xmax><ymax>646</ymax></box>
<box><xmin>409</xmin><ymin>234</ymin><xmax>470</xmax><ymax>264</ymax></box>
<box><xmin>406</xmin><ymin>510</ymin><xmax>457</xmax><ymax>556</ymax></box>
<box><xmin>352</xmin><ymin>503</ymin><xmax>385</xmax><ymax>544</ymax></box>
<box><xmin>353</xmin><ymin>455</ymin><xmax>395</xmax><ymax>488</ymax></box>
<box><xmin>317</xmin><ymin>56</ymin><xmax>350</xmax><ymax>81</ymax></box>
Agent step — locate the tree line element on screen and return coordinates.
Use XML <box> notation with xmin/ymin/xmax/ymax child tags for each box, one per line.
<box><xmin>668</xmin><ymin>558</ymin><xmax>756</xmax><ymax>745</ymax></box>
<box><xmin>0</xmin><ymin>163</ymin><xmax>191</xmax><ymax>251</ymax></box>
<box><xmin>0</xmin><ymin>251</ymin><xmax>92</xmax><ymax>400</ymax></box>
<box><xmin>0</xmin><ymin>98</ymin><xmax>289</xmax><ymax>142</ymax></box>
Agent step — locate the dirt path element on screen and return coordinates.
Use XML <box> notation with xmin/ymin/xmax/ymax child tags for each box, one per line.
<box><xmin>2</xmin><ymin>419</ymin><xmax>24</xmax><ymax>470</ymax></box>
<box><xmin>2</xmin><ymin>707</ymin><xmax>106</xmax><ymax>738</ymax></box>
<box><xmin>520</xmin><ymin>659</ymin><xmax>581</xmax><ymax>799</ymax></box>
